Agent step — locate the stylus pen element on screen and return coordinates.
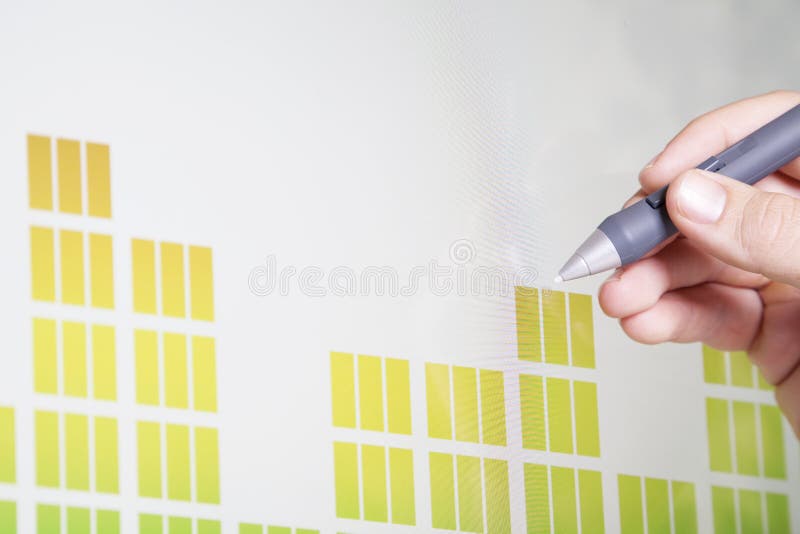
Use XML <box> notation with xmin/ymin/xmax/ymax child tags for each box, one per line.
<box><xmin>556</xmin><ymin>103</ymin><xmax>800</xmax><ymax>282</ymax></box>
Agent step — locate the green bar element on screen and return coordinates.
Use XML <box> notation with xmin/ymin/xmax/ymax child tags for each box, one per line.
<box><xmin>733</xmin><ymin>401</ymin><xmax>758</xmax><ymax>476</ymax></box>
<box><xmin>166</xmin><ymin>424</ymin><xmax>191</xmax><ymax>501</ymax></box>
<box><xmin>389</xmin><ymin>447</ymin><xmax>415</xmax><ymax>525</ymax></box>
<box><xmin>333</xmin><ymin>442</ymin><xmax>359</xmax><ymax>519</ymax></box>
<box><xmin>35</xmin><ymin>411</ymin><xmax>60</xmax><ymax>487</ymax></box>
<box><xmin>702</xmin><ymin>345</ymin><xmax>726</xmax><ymax>384</ymax></box>
<box><xmin>266</xmin><ymin>528</ymin><xmax>290</xmax><ymax>534</ymax></box>
<box><xmin>520</xmin><ymin>375</ymin><xmax>546</xmax><ymax>450</ymax></box>
<box><xmin>358</xmin><ymin>355</ymin><xmax>384</xmax><ymax>432</ymax></box>
<box><xmin>569</xmin><ymin>293</ymin><xmax>595</xmax><ymax>368</ymax></box>
<box><xmin>766</xmin><ymin>493</ymin><xmax>790</xmax><ymax>533</ymax></box>
<box><xmin>95</xmin><ymin>417</ymin><xmax>119</xmax><ymax>493</ymax></box>
<box><xmin>644</xmin><ymin>478</ymin><xmax>670</xmax><ymax>534</ymax></box>
<box><xmin>65</xmin><ymin>414</ymin><xmax>89</xmax><ymax>490</ymax></box>
<box><xmin>67</xmin><ymin>508</ymin><xmax>89</xmax><ymax>534</ymax></box>
<box><xmin>729</xmin><ymin>351</ymin><xmax>754</xmax><ymax>387</ymax></box>
<box><xmin>167</xmin><ymin>517</ymin><xmax>191</xmax><ymax>534</ymax></box>
<box><xmin>618</xmin><ymin>475</ymin><xmax>644</xmax><ymax>534</ymax></box>
<box><xmin>515</xmin><ymin>286</ymin><xmax>541</xmax><ymax>361</ymax></box>
<box><xmin>96</xmin><ymin>510</ymin><xmax>120</xmax><ymax>534</ymax></box>
<box><xmin>738</xmin><ymin>489</ymin><xmax>763</xmax><ymax>534</ymax></box>
<box><xmin>484</xmin><ymin>459</ymin><xmax>510</xmax><ymax>534</ymax></box>
<box><xmin>38</xmin><ymin>504</ymin><xmax>60</xmax><ymax>534</ymax></box>
<box><xmin>385</xmin><ymin>358</ymin><xmax>412</xmax><ymax>435</ymax></box>
<box><xmin>429</xmin><ymin>452</ymin><xmax>456</xmax><ymax>530</ymax></box>
<box><xmin>195</xmin><ymin>427</ymin><xmax>221</xmax><ymax>504</ymax></box>
<box><xmin>574</xmin><ymin>380</ymin><xmax>600</xmax><ymax>457</ymax></box>
<box><xmin>139</xmin><ymin>514</ymin><xmax>162</xmax><ymax>534</ymax></box>
<box><xmin>547</xmin><ymin>377</ymin><xmax>573</xmax><ymax>454</ymax></box>
<box><xmin>453</xmin><ymin>367</ymin><xmax>479</xmax><ymax>443</ymax></box>
<box><xmin>197</xmin><ymin>520</ymin><xmax>221</xmax><ymax>534</ymax></box>
<box><xmin>425</xmin><ymin>363</ymin><xmax>452</xmax><ymax>440</ymax></box>
<box><xmin>551</xmin><ymin>466</ymin><xmax>577</xmax><ymax>534</ymax></box>
<box><xmin>542</xmin><ymin>290</ymin><xmax>568</xmax><ymax>365</ymax></box>
<box><xmin>0</xmin><ymin>501</ymin><xmax>16</xmax><ymax>534</ymax></box>
<box><xmin>524</xmin><ymin>464</ymin><xmax>550</xmax><ymax>534</ymax></box>
<box><xmin>457</xmin><ymin>455</ymin><xmax>483</xmax><ymax>533</ymax></box>
<box><xmin>137</xmin><ymin>421</ymin><xmax>162</xmax><ymax>498</ymax></box>
<box><xmin>578</xmin><ymin>469</ymin><xmax>604</xmax><ymax>534</ymax></box>
<box><xmin>33</xmin><ymin>318</ymin><xmax>58</xmax><ymax>394</ymax></box>
<box><xmin>480</xmin><ymin>369</ymin><xmax>507</xmax><ymax>446</ymax></box>
<box><xmin>711</xmin><ymin>487</ymin><xmax>735</xmax><ymax>534</ymax></box>
<box><xmin>760</xmin><ymin>404</ymin><xmax>786</xmax><ymax>479</ymax></box>
<box><xmin>362</xmin><ymin>445</ymin><xmax>388</xmax><ymax>522</ymax></box>
<box><xmin>671</xmin><ymin>481</ymin><xmax>697</xmax><ymax>534</ymax></box>
<box><xmin>238</xmin><ymin>525</ymin><xmax>261</xmax><ymax>534</ymax></box>
<box><xmin>0</xmin><ymin>408</ymin><xmax>15</xmax><ymax>483</ymax></box>
<box><xmin>295</xmin><ymin>530</ymin><xmax>318</xmax><ymax>534</ymax></box>
<box><xmin>706</xmin><ymin>398</ymin><xmax>732</xmax><ymax>472</ymax></box>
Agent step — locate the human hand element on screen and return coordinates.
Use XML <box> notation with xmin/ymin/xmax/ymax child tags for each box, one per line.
<box><xmin>598</xmin><ymin>91</ymin><xmax>800</xmax><ymax>436</ymax></box>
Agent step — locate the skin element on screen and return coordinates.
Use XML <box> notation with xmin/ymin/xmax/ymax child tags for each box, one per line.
<box><xmin>598</xmin><ymin>90</ymin><xmax>800</xmax><ymax>437</ymax></box>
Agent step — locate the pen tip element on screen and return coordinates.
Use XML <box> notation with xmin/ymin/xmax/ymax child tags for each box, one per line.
<box><xmin>554</xmin><ymin>275</ymin><xmax>563</xmax><ymax>283</ymax></box>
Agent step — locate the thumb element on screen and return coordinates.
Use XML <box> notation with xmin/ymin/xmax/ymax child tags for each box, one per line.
<box><xmin>666</xmin><ymin>169</ymin><xmax>800</xmax><ymax>285</ymax></box>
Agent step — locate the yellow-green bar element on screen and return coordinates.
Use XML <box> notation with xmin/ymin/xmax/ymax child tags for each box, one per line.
<box><xmin>36</xmin><ymin>411</ymin><xmax>59</xmax><ymax>487</ymax></box>
<box><xmin>358</xmin><ymin>355</ymin><xmax>384</xmax><ymax>432</ymax></box>
<box><xmin>161</xmin><ymin>242</ymin><xmax>186</xmax><ymax>317</ymax></box>
<box><xmin>333</xmin><ymin>442</ymin><xmax>359</xmax><ymax>519</ymax></box>
<box><xmin>95</xmin><ymin>417</ymin><xmax>119</xmax><ymax>494</ymax></box>
<box><xmin>38</xmin><ymin>503</ymin><xmax>60</xmax><ymax>534</ymax></box>
<box><xmin>238</xmin><ymin>525</ymin><xmax>261</xmax><ymax>534</ymax></box>
<box><xmin>330</xmin><ymin>352</ymin><xmax>356</xmax><ymax>428</ymax></box>
<box><xmin>766</xmin><ymin>493</ymin><xmax>790</xmax><ymax>534</ymax></box>
<box><xmin>729</xmin><ymin>351</ymin><xmax>754</xmax><ymax>388</ymax></box>
<box><xmin>480</xmin><ymin>369</ymin><xmax>507</xmax><ymax>446</ymax></box>
<box><xmin>386</xmin><ymin>358</ymin><xmax>412</xmax><ymax>435</ymax></box>
<box><xmin>733</xmin><ymin>401</ymin><xmax>758</xmax><ymax>476</ymax></box>
<box><xmin>542</xmin><ymin>290</ymin><xmax>568</xmax><ymax>365</ymax></box>
<box><xmin>429</xmin><ymin>452</ymin><xmax>456</xmax><ymax>530</ymax></box>
<box><xmin>65</xmin><ymin>414</ymin><xmax>89</xmax><ymax>490</ymax></box>
<box><xmin>520</xmin><ymin>375</ymin><xmax>546</xmax><ymax>450</ymax></box>
<box><xmin>551</xmin><ymin>466</ymin><xmax>577</xmax><ymax>534</ymax></box>
<box><xmin>578</xmin><ymin>470</ymin><xmax>604</xmax><ymax>534</ymax></box>
<box><xmin>702</xmin><ymin>345</ymin><xmax>726</xmax><ymax>384</ymax></box>
<box><xmin>671</xmin><ymin>481</ymin><xmax>697</xmax><ymax>534</ymax></box>
<box><xmin>362</xmin><ymin>445</ymin><xmax>388</xmax><ymax>522</ymax></box>
<box><xmin>711</xmin><ymin>486</ymin><xmax>735</xmax><ymax>533</ymax></box>
<box><xmin>0</xmin><ymin>501</ymin><xmax>16</xmax><ymax>534</ymax></box>
<box><xmin>31</xmin><ymin>227</ymin><xmax>56</xmax><ymax>302</ymax></box>
<box><xmin>0</xmin><ymin>408</ymin><xmax>15</xmax><ymax>483</ymax></box>
<box><xmin>139</xmin><ymin>514</ymin><xmax>162</xmax><ymax>534</ymax></box>
<box><xmin>524</xmin><ymin>463</ymin><xmax>550</xmax><ymax>534</ymax></box>
<box><xmin>453</xmin><ymin>366</ymin><xmax>479</xmax><ymax>443</ymax></box>
<box><xmin>706</xmin><ymin>398</ymin><xmax>732</xmax><ymax>472</ymax></box>
<box><xmin>132</xmin><ymin>239</ymin><xmax>157</xmax><ymax>314</ymax></box>
<box><xmin>28</xmin><ymin>134</ymin><xmax>53</xmax><ymax>210</ymax></box>
<box><xmin>574</xmin><ymin>380</ymin><xmax>600</xmax><ymax>457</ymax></box>
<box><xmin>57</xmin><ymin>138</ymin><xmax>82</xmax><ymax>214</ymax></box>
<box><xmin>485</xmin><ymin>459</ymin><xmax>511</xmax><ymax>534</ymax></box>
<box><xmin>426</xmin><ymin>363</ymin><xmax>452</xmax><ymax>439</ymax></box>
<box><xmin>97</xmin><ymin>510</ymin><xmax>120</xmax><ymax>534</ymax></box>
<box><xmin>164</xmin><ymin>333</ymin><xmax>188</xmax><ymax>409</ymax></box>
<box><xmin>60</xmin><ymin>230</ymin><xmax>85</xmax><ymax>305</ymax></box>
<box><xmin>515</xmin><ymin>286</ymin><xmax>541</xmax><ymax>361</ymax></box>
<box><xmin>137</xmin><ymin>421</ymin><xmax>162</xmax><ymax>498</ymax></box>
<box><xmin>92</xmin><ymin>325</ymin><xmax>117</xmax><ymax>401</ymax></box>
<box><xmin>389</xmin><ymin>447</ymin><xmax>415</xmax><ymax>525</ymax></box>
<box><xmin>63</xmin><ymin>321</ymin><xmax>87</xmax><ymax>398</ymax></box>
<box><xmin>196</xmin><ymin>427</ymin><xmax>221</xmax><ymax>504</ymax></box>
<box><xmin>168</xmin><ymin>517</ymin><xmax>191</xmax><ymax>534</ymax></box>
<box><xmin>760</xmin><ymin>404</ymin><xmax>786</xmax><ymax>479</ymax></box>
<box><xmin>457</xmin><ymin>455</ymin><xmax>483</xmax><ymax>533</ymax></box>
<box><xmin>547</xmin><ymin>377</ymin><xmax>573</xmax><ymax>453</ymax></box>
<box><xmin>189</xmin><ymin>245</ymin><xmax>215</xmax><ymax>321</ymax></box>
<box><xmin>618</xmin><ymin>475</ymin><xmax>644</xmax><ymax>534</ymax></box>
<box><xmin>89</xmin><ymin>233</ymin><xmax>115</xmax><ymax>309</ymax></box>
<box><xmin>193</xmin><ymin>336</ymin><xmax>217</xmax><ymax>412</ymax></box>
<box><xmin>166</xmin><ymin>424</ymin><xmax>191</xmax><ymax>501</ymax></box>
<box><xmin>569</xmin><ymin>293</ymin><xmax>595</xmax><ymax>368</ymax></box>
<box><xmin>67</xmin><ymin>507</ymin><xmax>90</xmax><ymax>534</ymax></box>
<box><xmin>33</xmin><ymin>318</ymin><xmax>58</xmax><ymax>394</ymax></box>
<box><xmin>197</xmin><ymin>520</ymin><xmax>221</xmax><ymax>534</ymax></box>
<box><xmin>86</xmin><ymin>142</ymin><xmax>111</xmax><ymax>218</ymax></box>
<box><xmin>738</xmin><ymin>489</ymin><xmax>762</xmax><ymax>534</ymax></box>
<box><xmin>644</xmin><ymin>478</ymin><xmax>670</xmax><ymax>534</ymax></box>
<box><xmin>135</xmin><ymin>330</ymin><xmax>160</xmax><ymax>405</ymax></box>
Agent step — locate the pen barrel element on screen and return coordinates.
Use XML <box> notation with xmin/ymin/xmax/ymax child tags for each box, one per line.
<box><xmin>598</xmin><ymin>201</ymin><xmax>677</xmax><ymax>265</ymax></box>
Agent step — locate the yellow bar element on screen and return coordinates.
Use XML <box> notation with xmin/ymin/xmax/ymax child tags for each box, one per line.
<box><xmin>60</xmin><ymin>230</ymin><xmax>85</xmax><ymax>305</ymax></box>
<box><xmin>63</xmin><ymin>321</ymin><xmax>88</xmax><ymax>398</ymax></box>
<box><xmin>480</xmin><ymin>369</ymin><xmax>506</xmax><ymax>446</ymax></box>
<box><xmin>0</xmin><ymin>408</ymin><xmax>15</xmax><ymax>484</ymax></box>
<box><xmin>547</xmin><ymin>377</ymin><xmax>574</xmax><ymax>454</ymax></box>
<box><xmin>135</xmin><ymin>330</ymin><xmax>160</xmax><ymax>406</ymax></box>
<box><xmin>386</xmin><ymin>357</ymin><xmax>412</xmax><ymax>435</ymax></box>
<box><xmin>542</xmin><ymin>290</ymin><xmax>568</xmax><ymax>365</ymax></box>
<box><xmin>28</xmin><ymin>134</ymin><xmax>53</xmax><ymax>210</ymax></box>
<box><xmin>457</xmin><ymin>455</ymin><xmax>483</xmax><ymax>533</ymax></box>
<box><xmin>92</xmin><ymin>325</ymin><xmax>117</xmax><ymax>401</ymax></box>
<box><xmin>31</xmin><ymin>227</ymin><xmax>56</xmax><ymax>302</ymax></box>
<box><xmin>484</xmin><ymin>459</ymin><xmax>511</xmax><ymax>534</ymax></box>
<box><xmin>33</xmin><ymin>318</ymin><xmax>58</xmax><ymax>394</ymax></box>
<box><xmin>189</xmin><ymin>245</ymin><xmax>215</xmax><ymax>321</ymax></box>
<box><xmin>86</xmin><ymin>142</ymin><xmax>111</xmax><ymax>218</ymax></box>
<box><xmin>330</xmin><ymin>352</ymin><xmax>356</xmax><ymax>428</ymax></box>
<box><xmin>578</xmin><ymin>469</ymin><xmax>604</xmax><ymax>534</ymax></box>
<box><xmin>426</xmin><ymin>363</ymin><xmax>452</xmax><ymax>439</ymax></box>
<box><xmin>137</xmin><ymin>421</ymin><xmax>162</xmax><ymax>498</ymax></box>
<box><xmin>732</xmin><ymin>401</ymin><xmax>758</xmax><ymax>476</ymax></box>
<box><xmin>551</xmin><ymin>466</ymin><xmax>578</xmax><ymax>534</ymax></box>
<box><xmin>524</xmin><ymin>463</ymin><xmax>550</xmax><ymax>534</ymax></box>
<box><xmin>453</xmin><ymin>366</ymin><xmax>479</xmax><ymax>443</ymax></box>
<box><xmin>702</xmin><ymin>345</ymin><xmax>726</xmax><ymax>384</ymax></box>
<box><xmin>760</xmin><ymin>404</ymin><xmax>786</xmax><ymax>479</ymax></box>
<box><xmin>164</xmin><ymin>333</ymin><xmax>188</xmax><ymax>409</ymax></box>
<box><xmin>197</xmin><ymin>520</ymin><xmax>221</xmax><ymax>534</ymax></box>
<box><xmin>95</xmin><ymin>417</ymin><xmax>119</xmax><ymax>494</ymax></box>
<box><xmin>35</xmin><ymin>411</ymin><xmax>59</xmax><ymax>487</ymax></box>
<box><xmin>161</xmin><ymin>242</ymin><xmax>186</xmax><ymax>317</ymax></box>
<box><xmin>389</xmin><ymin>447</ymin><xmax>415</xmax><ymax>525</ymax></box>
<box><xmin>166</xmin><ymin>424</ymin><xmax>191</xmax><ymax>501</ymax></box>
<box><xmin>520</xmin><ymin>374</ymin><xmax>546</xmax><ymax>450</ymax></box>
<box><xmin>89</xmin><ymin>233</ymin><xmax>114</xmax><ymax>309</ymax></box>
<box><xmin>359</xmin><ymin>355</ymin><xmax>384</xmax><ymax>432</ymax></box>
<box><xmin>65</xmin><ymin>413</ymin><xmax>89</xmax><ymax>490</ymax></box>
<box><xmin>333</xmin><ymin>442</ymin><xmax>359</xmax><ymax>519</ymax></box>
<box><xmin>193</xmin><ymin>336</ymin><xmax>217</xmax><ymax>412</ymax></box>
<box><xmin>569</xmin><ymin>293</ymin><xmax>595</xmax><ymax>368</ymax></box>
<box><xmin>729</xmin><ymin>351</ymin><xmax>754</xmax><ymax>388</ymax></box>
<box><xmin>574</xmin><ymin>380</ymin><xmax>600</xmax><ymax>457</ymax></box>
<box><xmin>362</xmin><ymin>445</ymin><xmax>388</xmax><ymax>522</ymax></box>
<box><xmin>195</xmin><ymin>426</ymin><xmax>221</xmax><ymax>504</ymax></box>
<box><xmin>132</xmin><ymin>239</ymin><xmax>157</xmax><ymax>314</ymax></box>
<box><xmin>515</xmin><ymin>286</ymin><xmax>541</xmax><ymax>361</ymax></box>
<box><xmin>57</xmin><ymin>138</ymin><xmax>82</xmax><ymax>214</ymax></box>
<box><xmin>706</xmin><ymin>398</ymin><xmax>732</xmax><ymax>472</ymax></box>
<box><xmin>429</xmin><ymin>452</ymin><xmax>456</xmax><ymax>530</ymax></box>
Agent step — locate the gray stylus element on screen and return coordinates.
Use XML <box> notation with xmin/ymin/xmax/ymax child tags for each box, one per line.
<box><xmin>557</xmin><ymin>103</ymin><xmax>800</xmax><ymax>282</ymax></box>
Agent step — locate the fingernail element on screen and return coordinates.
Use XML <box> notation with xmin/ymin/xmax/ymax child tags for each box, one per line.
<box><xmin>674</xmin><ymin>171</ymin><xmax>726</xmax><ymax>224</ymax></box>
<box><xmin>641</xmin><ymin>152</ymin><xmax>661</xmax><ymax>172</ymax></box>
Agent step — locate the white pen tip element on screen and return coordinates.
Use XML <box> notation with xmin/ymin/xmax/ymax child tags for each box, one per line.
<box><xmin>554</xmin><ymin>275</ymin><xmax>563</xmax><ymax>283</ymax></box>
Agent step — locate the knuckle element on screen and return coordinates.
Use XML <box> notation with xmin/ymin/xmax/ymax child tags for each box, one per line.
<box><xmin>738</xmin><ymin>193</ymin><xmax>800</xmax><ymax>274</ymax></box>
